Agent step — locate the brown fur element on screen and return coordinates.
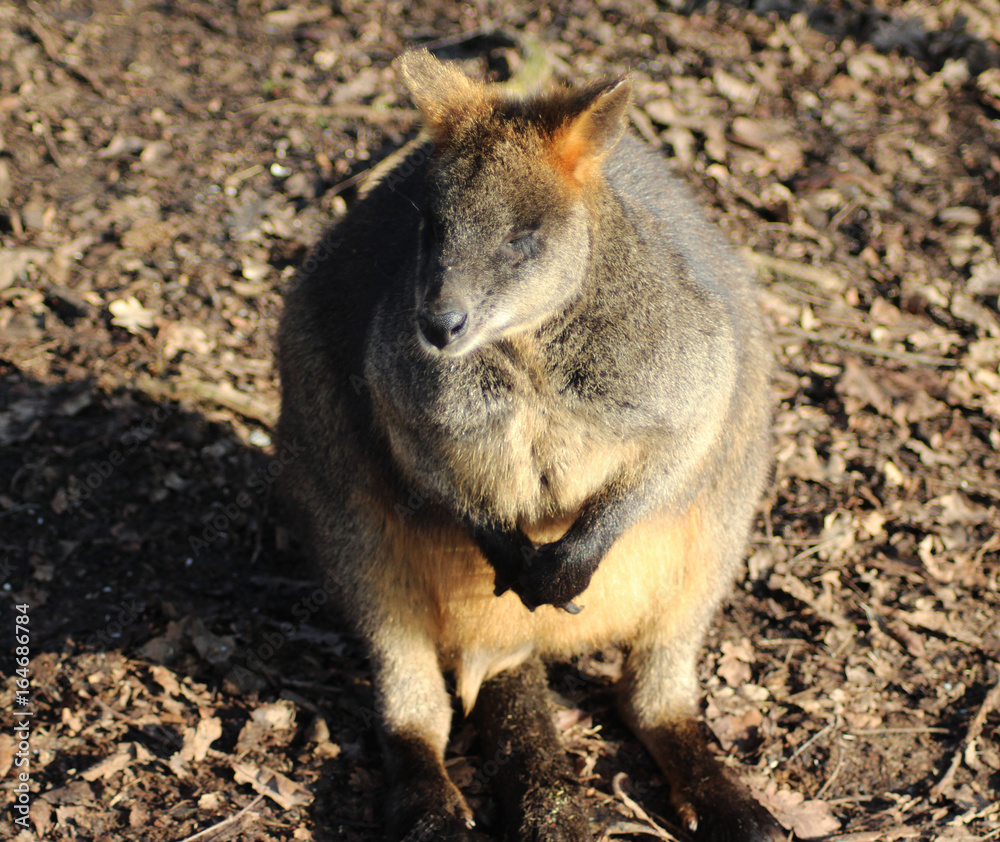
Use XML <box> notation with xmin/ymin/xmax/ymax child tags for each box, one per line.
<box><xmin>278</xmin><ymin>49</ymin><xmax>780</xmax><ymax>842</ymax></box>
<box><xmin>379</xmin><ymin>500</ymin><xmax>712</xmax><ymax>713</ymax></box>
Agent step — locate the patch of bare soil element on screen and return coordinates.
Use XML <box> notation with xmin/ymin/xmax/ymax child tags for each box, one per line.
<box><xmin>1</xmin><ymin>1</ymin><xmax>998</xmax><ymax>841</ymax></box>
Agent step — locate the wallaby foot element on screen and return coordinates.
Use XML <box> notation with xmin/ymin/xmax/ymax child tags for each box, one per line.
<box><xmin>643</xmin><ymin>720</ymin><xmax>783</xmax><ymax>842</ymax></box>
<box><xmin>474</xmin><ymin>659</ymin><xmax>591</xmax><ymax>842</ymax></box>
<box><xmin>619</xmin><ymin>643</ymin><xmax>783</xmax><ymax>842</ymax></box>
<box><xmin>386</xmin><ymin>732</ymin><xmax>477</xmax><ymax>842</ymax></box>
<box><xmin>367</xmin><ymin>618</ymin><xmax>479</xmax><ymax>840</ymax></box>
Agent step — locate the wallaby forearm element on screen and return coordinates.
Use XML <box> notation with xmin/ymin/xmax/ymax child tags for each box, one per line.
<box><xmin>467</xmin><ymin>439</ymin><xmax>716</xmax><ymax>611</ymax></box>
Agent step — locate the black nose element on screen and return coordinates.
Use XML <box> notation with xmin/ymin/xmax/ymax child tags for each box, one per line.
<box><xmin>418</xmin><ymin>307</ymin><xmax>468</xmax><ymax>349</ymax></box>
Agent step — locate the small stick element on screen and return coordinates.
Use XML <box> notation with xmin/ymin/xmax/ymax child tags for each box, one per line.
<box><xmin>743</xmin><ymin>250</ymin><xmax>844</xmax><ymax>291</ymax></box>
<box><xmin>238</xmin><ymin>100</ymin><xmax>420</xmax><ymax>123</ymax></box>
<box><xmin>930</xmin><ymin>674</ymin><xmax>1000</xmax><ymax>801</ymax></box>
<box><xmin>817</xmin><ymin>830</ymin><xmax>920</xmax><ymax>842</ymax></box>
<box><xmin>784</xmin><ymin>716</ymin><xmax>839</xmax><ymax>765</ymax></box>
<box><xmin>778</xmin><ymin>326</ymin><xmax>958</xmax><ymax>368</ymax></box>
<box><xmin>847</xmin><ymin>727</ymin><xmax>951</xmax><ymax>735</ymax></box>
<box><xmin>136</xmin><ymin>375</ymin><xmax>276</xmax><ymax>426</ymax></box>
<box><xmin>610</xmin><ymin>773</ymin><xmax>683</xmax><ymax>841</ymax></box>
<box><xmin>815</xmin><ymin>740</ymin><xmax>844</xmax><ymax>800</ymax></box>
<box><xmin>173</xmin><ymin>793</ymin><xmax>265</xmax><ymax>842</ymax></box>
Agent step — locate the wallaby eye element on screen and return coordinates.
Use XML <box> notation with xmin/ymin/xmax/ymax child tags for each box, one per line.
<box><xmin>501</xmin><ymin>228</ymin><xmax>540</xmax><ymax>262</ymax></box>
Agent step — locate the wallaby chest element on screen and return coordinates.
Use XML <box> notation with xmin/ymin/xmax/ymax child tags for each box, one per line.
<box><xmin>368</xmin><ymin>330</ymin><xmax>642</xmax><ymax>525</ymax></box>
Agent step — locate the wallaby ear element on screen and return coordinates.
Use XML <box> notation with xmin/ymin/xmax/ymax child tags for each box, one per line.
<box><xmin>396</xmin><ymin>49</ymin><xmax>491</xmax><ymax>147</ymax></box>
<box><xmin>551</xmin><ymin>76</ymin><xmax>632</xmax><ymax>184</ymax></box>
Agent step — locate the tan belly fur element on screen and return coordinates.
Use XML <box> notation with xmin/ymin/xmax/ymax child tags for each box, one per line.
<box><xmin>382</xmin><ymin>502</ymin><xmax>713</xmax><ymax>711</ymax></box>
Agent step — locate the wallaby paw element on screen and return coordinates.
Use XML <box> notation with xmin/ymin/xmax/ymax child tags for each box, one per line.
<box><xmin>516</xmin><ymin>815</ymin><xmax>591</xmax><ymax>842</ymax></box>
<box><xmin>397</xmin><ymin>813</ymin><xmax>481</xmax><ymax>842</ymax></box>
<box><xmin>511</xmin><ymin>539</ymin><xmax>595</xmax><ymax>611</ymax></box>
<box><xmin>511</xmin><ymin>785</ymin><xmax>591</xmax><ymax>842</ymax></box>
<box><xmin>672</xmin><ymin>789</ymin><xmax>784</xmax><ymax>842</ymax></box>
<box><xmin>389</xmin><ymin>778</ymin><xmax>477</xmax><ymax>842</ymax></box>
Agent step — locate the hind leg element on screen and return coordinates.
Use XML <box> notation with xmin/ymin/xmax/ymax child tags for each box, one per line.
<box><xmin>473</xmin><ymin>658</ymin><xmax>590</xmax><ymax>842</ymax></box>
<box><xmin>370</xmin><ymin>623</ymin><xmax>477</xmax><ymax>841</ymax></box>
<box><xmin>618</xmin><ymin>632</ymin><xmax>783</xmax><ymax>842</ymax></box>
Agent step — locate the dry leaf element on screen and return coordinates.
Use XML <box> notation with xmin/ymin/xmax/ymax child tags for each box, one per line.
<box><xmin>713</xmin><ymin>69</ymin><xmax>759</xmax><ymax>105</ymax></box>
<box><xmin>232</xmin><ymin>761</ymin><xmax>314</xmax><ymax>810</ymax></box>
<box><xmin>138</xmin><ymin>634</ymin><xmax>183</xmax><ymax>665</ymax></box>
<box><xmin>751</xmin><ymin>778</ymin><xmax>841</xmax><ymax>838</ymax></box>
<box><xmin>251</xmin><ymin>700</ymin><xmax>297</xmax><ymax>731</ymax></box>
<box><xmin>718</xmin><ymin>638</ymin><xmax>755</xmax><ymax>688</ymax></box>
<box><xmin>128</xmin><ymin>803</ymin><xmax>150</xmax><ymax>828</ymax></box>
<box><xmin>96</xmin><ymin>135</ymin><xmax>146</xmax><ymax>158</ymax></box>
<box><xmin>0</xmin><ymin>247</ymin><xmax>49</xmax><ymax>291</ymax></box>
<box><xmin>109</xmin><ymin>296</ymin><xmax>157</xmax><ymax>334</ymax></box>
<box><xmin>149</xmin><ymin>663</ymin><xmax>183</xmax><ymax>696</ymax></box>
<box><xmin>160</xmin><ymin>322</ymin><xmax>214</xmax><ymax>359</ymax></box>
<box><xmin>0</xmin><ymin>734</ymin><xmax>15</xmax><ymax>779</ymax></box>
<box><xmin>730</xmin><ymin>116</ymin><xmax>804</xmax><ymax>176</ymax></box>
<box><xmin>306</xmin><ymin>716</ymin><xmax>341</xmax><ymax>760</ymax></box>
<box><xmin>80</xmin><ymin>743</ymin><xmax>154</xmax><ymax>781</ymax></box>
<box><xmin>198</xmin><ymin>792</ymin><xmax>224</xmax><ymax>810</ymax></box>
<box><xmin>61</xmin><ymin>708</ymin><xmax>85</xmax><ymax>735</ymax></box>
<box><xmin>927</xmin><ymin>492</ymin><xmax>993</xmax><ymax>526</ymax></box>
<box><xmin>711</xmin><ymin>707</ymin><xmax>764</xmax><ymax>750</ymax></box>
<box><xmin>187</xmin><ymin>616</ymin><xmax>236</xmax><ymax>666</ymax></box>
<box><xmin>178</xmin><ymin>716</ymin><xmax>222</xmax><ymax>763</ymax></box>
<box><xmin>241</xmin><ymin>256</ymin><xmax>271</xmax><ymax>282</ymax></box>
<box><xmin>969</xmin><ymin>260</ymin><xmax>1000</xmax><ymax>295</ymax></box>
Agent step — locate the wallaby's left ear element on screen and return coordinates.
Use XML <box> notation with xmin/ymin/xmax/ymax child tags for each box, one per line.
<box><xmin>550</xmin><ymin>76</ymin><xmax>632</xmax><ymax>183</ymax></box>
<box><xmin>577</xmin><ymin>76</ymin><xmax>632</xmax><ymax>153</ymax></box>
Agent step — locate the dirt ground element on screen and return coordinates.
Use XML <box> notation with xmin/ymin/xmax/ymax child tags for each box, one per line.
<box><xmin>1</xmin><ymin>1</ymin><xmax>999</xmax><ymax>840</ymax></box>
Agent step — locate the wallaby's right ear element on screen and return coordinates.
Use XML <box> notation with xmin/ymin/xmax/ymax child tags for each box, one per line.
<box><xmin>396</xmin><ymin>49</ymin><xmax>491</xmax><ymax>148</ymax></box>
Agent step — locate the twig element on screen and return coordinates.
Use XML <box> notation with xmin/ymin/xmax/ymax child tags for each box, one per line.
<box><xmin>930</xmin><ymin>674</ymin><xmax>1000</xmax><ymax>801</ymax></box>
<box><xmin>815</xmin><ymin>740</ymin><xmax>844</xmax><ymax>800</ymax></box>
<box><xmin>787</xmin><ymin>532</ymin><xmax>852</xmax><ymax>566</ymax></box>
<box><xmin>328</xmin><ymin>168</ymin><xmax>373</xmax><ymax>197</ymax></box>
<box><xmin>778</xmin><ymin>326</ymin><xmax>958</xmax><ymax>368</ymax></box>
<box><xmin>743</xmin><ymin>250</ymin><xmax>844</xmax><ymax>292</ymax></box>
<box><xmin>600</xmin><ymin>821</ymin><xmax>684</xmax><ymax>841</ymax></box>
<box><xmin>173</xmin><ymin>793</ymin><xmax>265</xmax><ymax>842</ymax></box>
<box><xmin>136</xmin><ymin>375</ymin><xmax>276</xmax><ymax>426</ymax></box>
<box><xmin>27</xmin><ymin>2</ymin><xmax>111</xmax><ymax>98</ymax></box>
<box><xmin>610</xmin><ymin>773</ymin><xmax>683</xmax><ymax>841</ymax></box>
<box><xmin>815</xmin><ymin>830</ymin><xmax>920</xmax><ymax>842</ymax></box>
<box><xmin>237</xmin><ymin>99</ymin><xmax>419</xmax><ymax>123</ymax></box>
<box><xmin>0</xmin><ymin>503</ymin><xmax>38</xmax><ymax>519</ymax></box>
<box><xmin>784</xmin><ymin>716</ymin><xmax>838</xmax><ymax>766</ymax></box>
<box><xmin>418</xmin><ymin>25</ymin><xmax>497</xmax><ymax>51</ymax></box>
<box><xmin>847</xmin><ymin>727</ymin><xmax>951</xmax><ymax>735</ymax></box>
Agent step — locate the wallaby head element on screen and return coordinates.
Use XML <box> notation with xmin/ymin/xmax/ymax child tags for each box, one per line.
<box><xmin>396</xmin><ymin>49</ymin><xmax>632</xmax><ymax>356</ymax></box>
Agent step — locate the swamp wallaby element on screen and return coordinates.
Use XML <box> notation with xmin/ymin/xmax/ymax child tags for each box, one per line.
<box><xmin>277</xmin><ymin>49</ymin><xmax>781</xmax><ymax>842</ymax></box>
